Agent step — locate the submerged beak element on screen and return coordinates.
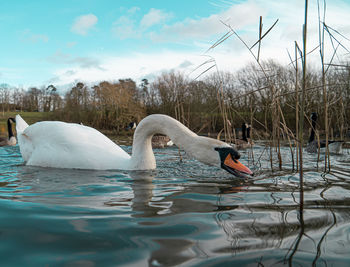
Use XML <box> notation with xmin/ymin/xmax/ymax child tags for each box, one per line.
<box><xmin>223</xmin><ymin>154</ymin><xmax>253</xmax><ymax>177</ymax></box>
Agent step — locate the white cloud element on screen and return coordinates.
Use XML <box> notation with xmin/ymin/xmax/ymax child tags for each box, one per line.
<box><xmin>140</xmin><ymin>8</ymin><xmax>171</xmax><ymax>29</ymax></box>
<box><xmin>152</xmin><ymin>2</ymin><xmax>264</xmax><ymax>42</ymax></box>
<box><xmin>47</xmin><ymin>51</ymin><xmax>103</xmax><ymax>69</ymax></box>
<box><xmin>48</xmin><ymin>0</ymin><xmax>350</xmax><ymax>87</ymax></box>
<box><xmin>48</xmin><ymin>48</ymin><xmax>279</xmax><ymax>89</ymax></box>
<box><xmin>112</xmin><ymin>8</ymin><xmax>171</xmax><ymax>39</ymax></box>
<box><xmin>178</xmin><ymin>60</ymin><xmax>193</xmax><ymax>68</ymax></box>
<box><xmin>145</xmin><ymin>0</ymin><xmax>350</xmax><ymax>70</ymax></box>
<box><xmin>66</xmin><ymin>41</ymin><xmax>77</xmax><ymax>48</ymax></box>
<box><xmin>12</xmin><ymin>0</ymin><xmax>350</xmax><ymax>89</ymax></box>
<box><xmin>247</xmin><ymin>0</ymin><xmax>350</xmax><ymax>67</ymax></box>
<box><xmin>112</xmin><ymin>15</ymin><xmax>140</xmax><ymax>39</ymax></box>
<box><xmin>71</xmin><ymin>14</ymin><xmax>98</xmax><ymax>36</ymax></box>
<box><xmin>20</xmin><ymin>29</ymin><xmax>49</xmax><ymax>43</ymax></box>
<box><xmin>127</xmin><ymin>6</ymin><xmax>140</xmax><ymax>14</ymax></box>
<box><xmin>49</xmin><ymin>51</ymin><xmax>210</xmax><ymax>86</ymax></box>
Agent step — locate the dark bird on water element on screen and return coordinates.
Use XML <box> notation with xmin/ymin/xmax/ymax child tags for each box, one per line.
<box><xmin>306</xmin><ymin>112</ymin><xmax>344</xmax><ymax>154</ymax></box>
<box><xmin>234</xmin><ymin>123</ymin><xmax>254</xmax><ymax>150</ymax></box>
<box><xmin>0</xmin><ymin>118</ymin><xmax>16</xmax><ymax>147</ymax></box>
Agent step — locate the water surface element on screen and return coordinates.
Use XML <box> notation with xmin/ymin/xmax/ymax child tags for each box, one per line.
<box><xmin>0</xmin><ymin>144</ymin><xmax>349</xmax><ymax>266</ymax></box>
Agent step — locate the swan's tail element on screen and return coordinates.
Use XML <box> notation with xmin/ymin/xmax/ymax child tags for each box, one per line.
<box><xmin>15</xmin><ymin>115</ymin><xmax>32</xmax><ymax>163</ymax></box>
<box><xmin>15</xmin><ymin>114</ymin><xmax>29</xmax><ymax>134</ymax></box>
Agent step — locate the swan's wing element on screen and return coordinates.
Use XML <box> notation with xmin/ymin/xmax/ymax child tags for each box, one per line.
<box><xmin>20</xmin><ymin>121</ymin><xmax>131</xmax><ymax>170</ymax></box>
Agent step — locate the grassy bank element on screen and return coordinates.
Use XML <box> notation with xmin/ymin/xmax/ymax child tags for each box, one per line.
<box><xmin>0</xmin><ymin>112</ymin><xmax>52</xmax><ymax>136</ymax></box>
<box><xmin>0</xmin><ymin>111</ymin><xmax>135</xmax><ymax>142</ymax></box>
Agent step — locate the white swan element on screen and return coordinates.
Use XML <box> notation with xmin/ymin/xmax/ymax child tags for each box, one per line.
<box><xmin>15</xmin><ymin>114</ymin><xmax>253</xmax><ymax>177</ymax></box>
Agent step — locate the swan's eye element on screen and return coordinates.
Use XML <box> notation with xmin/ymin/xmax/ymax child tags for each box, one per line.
<box><xmin>232</xmin><ymin>153</ymin><xmax>240</xmax><ymax>160</ymax></box>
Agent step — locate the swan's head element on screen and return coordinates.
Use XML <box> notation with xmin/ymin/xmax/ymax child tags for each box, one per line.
<box><xmin>215</xmin><ymin>146</ymin><xmax>253</xmax><ymax>177</ymax></box>
<box><xmin>188</xmin><ymin>137</ymin><xmax>253</xmax><ymax>178</ymax></box>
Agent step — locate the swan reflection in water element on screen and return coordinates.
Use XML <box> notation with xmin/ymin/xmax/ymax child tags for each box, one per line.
<box><xmin>2</xmin><ymin>160</ymin><xmax>350</xmax><ymax>266</ymax></box>
<box><xmin>5</xmin><ymin>166</ymin><xmax>223</xmax><ymax>266</ymax></box>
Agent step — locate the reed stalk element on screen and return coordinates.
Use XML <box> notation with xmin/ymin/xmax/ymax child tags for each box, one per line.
<box><xmin>278</xmin><ymin>105</ymin><xmax>295</xmax><ymax>171</ymax></box>
<box><xmin>257</xmin><ymin>16</ymin><xmax>263</xmax><ymax>63</ymax></box>
<box><xmin>249</xmin><ymin>96</ymin><xmax>255</xmax><ymax>165</ymax></box>
<box><xmin>318</xmin><ymin>0</ymin><xmax>331</xmax><ymax>172</ymax></box>
<box><xmin>299</xmin><ymin>0</ymin><xmax>308</xmax><ymax>193</ymax></box>
<box><xmin>317</xmin><ymin>130</ymin><xmax>321</xmax><ymax>170</ymax></box>
<box><xmin>295</xmin><ymin>42</ymin><xmax>300</xmax><ymax>172</ymax></box>
<box><xmin>273</xmin><ymin>85</ymin><xmax>283</xmax><ymax>170</ymax></box>
<box><xmin>340</xmin><ymin>98</ymin><xmax>345</xmax><ymax>140</ymax></box>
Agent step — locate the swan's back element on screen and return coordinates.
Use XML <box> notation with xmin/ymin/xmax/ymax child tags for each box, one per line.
<box><xmin>17</xmin><ymin>118</ymin><xmax>130</xmax><ymax>170</ymax></box>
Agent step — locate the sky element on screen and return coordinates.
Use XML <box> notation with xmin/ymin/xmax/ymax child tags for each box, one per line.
<box><xmin>1</xmin><ymin>0</ymin><xmax>350</xmax><ymax>90</ymax></box>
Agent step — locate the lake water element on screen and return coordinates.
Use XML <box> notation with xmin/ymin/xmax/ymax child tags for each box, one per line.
<box><xmin>0</xmin><ymin>143</ymin><xmax>349</xmax><ymax>266</ymax></box>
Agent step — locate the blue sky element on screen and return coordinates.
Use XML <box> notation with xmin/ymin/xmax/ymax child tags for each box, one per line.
<box><xmin>1</xmin><ymin>0</ymin><xmax>350</xmax><ymax>89</ymax></box>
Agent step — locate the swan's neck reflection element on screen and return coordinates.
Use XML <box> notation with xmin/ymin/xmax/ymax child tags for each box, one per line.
<box><xmin>129</xmin><ymin>171</ymin><xmax>156</xmax><ymax>216</ymax></box>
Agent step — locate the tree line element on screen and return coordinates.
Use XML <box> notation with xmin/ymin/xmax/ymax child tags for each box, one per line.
<box><xmin>1</xmin><ymin>59</ymin><xmax>349</xmax><ymax>139</ymax></box>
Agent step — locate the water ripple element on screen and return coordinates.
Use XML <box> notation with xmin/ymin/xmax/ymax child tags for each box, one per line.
<box><xmin>0</xmin><ymin>145</ymin><xmax>349</xmax><ymax>265</ymax></box>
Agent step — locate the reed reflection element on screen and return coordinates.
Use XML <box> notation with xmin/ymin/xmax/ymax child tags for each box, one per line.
<box><xmin>215</xmin><ymin>171</ymin><xmax>350</xmax><ymax>265</ymax></box>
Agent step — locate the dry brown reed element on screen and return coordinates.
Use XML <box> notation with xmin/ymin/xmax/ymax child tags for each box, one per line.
<box><xmin>318</xmin><ymin>0</ymin><xmax>330</xmax><ymax>172</ymax></box>
<box><xmin>298</xmin><ymin>0</ymin><xmax>309</xmax><ymax>187</ymax></box>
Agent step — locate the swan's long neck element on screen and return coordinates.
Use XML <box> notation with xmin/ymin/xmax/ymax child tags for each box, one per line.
<box><xmin>130</xmin><ymin>114</ymin><xmax>197</xmax><ymax>170</ymax></box>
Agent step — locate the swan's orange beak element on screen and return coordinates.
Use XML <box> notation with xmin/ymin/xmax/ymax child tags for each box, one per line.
<box><xmin>224</xmin><ymin>154</ymin><xmax>253</xmax><ymax>176</ymax></box>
